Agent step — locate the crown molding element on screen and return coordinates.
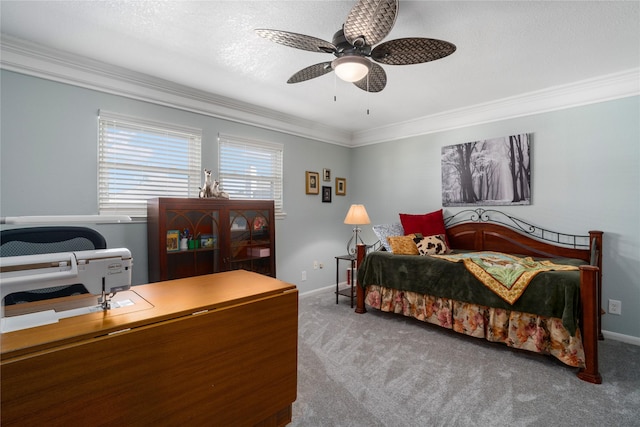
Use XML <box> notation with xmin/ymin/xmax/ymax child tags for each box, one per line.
<box><xmin>0</xmin><ymin>35</ymin><xmax>352</xmax><ymax>146</ymax></box>
<box><xmin>352</xmin><ymin>68</ymin><xmax>640</xmax><ymax>146</ymax></box>
<box><xmin>2</xmin><ymin>35</ymin><xmax>638</xmax><ymax>148</ymax></box>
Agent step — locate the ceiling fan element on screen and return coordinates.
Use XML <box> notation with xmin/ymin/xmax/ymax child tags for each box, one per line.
<box><xmin>255</xmin><ymin>0</ymin><xmax>456</xmax><ymax>93</ymax></box>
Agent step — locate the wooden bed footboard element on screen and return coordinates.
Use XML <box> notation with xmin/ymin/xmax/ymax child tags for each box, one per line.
<box><xmin>355</xmin><ymin>243</ymin><xmax>367</xmax><ymax>315</ymax></box>
<box><xmin>578</xmin><ymin>265</ymin><xmax>602</xmax><ymax>383</ymax></box>
<box><xmin>355</xmin><ymin>222</ymin><xmax>604</xmax><ymax>384</ymax></box>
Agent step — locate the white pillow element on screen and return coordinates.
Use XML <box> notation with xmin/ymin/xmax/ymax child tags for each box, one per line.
<box><xmin>372</xmin><ymin>223</ymin><xmax>405</xmax><ymax>252</ymax></box>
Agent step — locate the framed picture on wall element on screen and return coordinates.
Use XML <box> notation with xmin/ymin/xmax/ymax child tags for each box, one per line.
<box><xmin>322</xmin><ymin>186</ymin><xmax>332</xmax><ymax>202</ymax></box>
<box><xmin>323</xmin><ymin>168</ymin><xmax>331</xmax><ymax>181</ymax></box>
<box><xmin>306</xmin><ymin>171</ymin><xmax>319</xmax><ymax>194</ymax></box>
<box><xmin>441</xmin><ymin>133</ymin><xmax>531</xmax><ymax>206</ymax></box>
<box><xmin>335</xmin><ymin>178</ymin><xmax>346</xmax><ymax>196</ymax></box>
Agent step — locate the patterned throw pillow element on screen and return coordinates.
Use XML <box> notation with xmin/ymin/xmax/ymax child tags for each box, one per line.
<box><xmin>386</xmin><ymin>234</ymin><xmax>419</xmax><ymax>255</ymax></box>
<box><xmin>415</xmin><ymin>234</ymin><xmax>450</xmax><ymax>256</ymax></box>
<box><xmin>372</xmin><ymin>223</ymin><xmax>405</xmax><ymax>252</ymax></box>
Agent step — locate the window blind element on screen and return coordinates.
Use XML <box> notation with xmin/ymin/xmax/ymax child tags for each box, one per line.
<box><xmin>98</xmin><ymin>111</ymin><xmax>202</xmax><ymax>217</ymax></box>
<box><xmin>218</xmin><ymin>134</ymin><xmax>284</xmax><ymax>217</ymax></box>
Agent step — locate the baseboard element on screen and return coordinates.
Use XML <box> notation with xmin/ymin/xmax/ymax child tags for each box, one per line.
<box><xmin>602</xmin><ymin>330</ymin><xmax>640</xmax><ymax>346</ymax></box>
<box><xmin>299</xmin><ymin>284</ymin><xmax>336</xmax><ymax>299</ymax></box>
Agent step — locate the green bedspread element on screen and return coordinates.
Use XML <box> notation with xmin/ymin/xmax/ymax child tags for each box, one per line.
<box><xmin>357</xmin><ymin>250</ymin><xmax>586</xmax><ymax>335</ymax></box>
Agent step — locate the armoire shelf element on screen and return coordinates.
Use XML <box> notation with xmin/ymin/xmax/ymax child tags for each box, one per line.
<box><xmin>147</xmin><ymin>198</ymin><xmax>275</xmax><ymax>282</ymax></box>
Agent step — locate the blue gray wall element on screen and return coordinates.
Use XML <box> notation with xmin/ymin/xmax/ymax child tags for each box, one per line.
<box><xmin>0</xmin><ymin>70</ymin><xmax>352</xmax><ymax>294</ymax></box>
<box><xmin>350</xmin><ymin>97</ymin><xmax>640</xmax><ymax>340</ymax></box>
<box><xmin>1</xmin><ymin>69</ymin><xmax>638</xmax><ymax>341</ymax></box>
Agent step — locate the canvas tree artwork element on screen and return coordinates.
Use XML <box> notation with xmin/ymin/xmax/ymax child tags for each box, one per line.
<box><xmin>442</xmin><ymin>134</ymin><xmax>531</xmax><ymax>206</ymax></box>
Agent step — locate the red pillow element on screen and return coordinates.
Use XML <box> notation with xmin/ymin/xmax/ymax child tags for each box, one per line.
<box><xmin>399</xmin><ymin>209</ymin><xmax>449</xmax><ymax>244</ymax></box>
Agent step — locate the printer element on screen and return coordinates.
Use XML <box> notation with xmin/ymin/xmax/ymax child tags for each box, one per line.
<box><xmin>0</xmin><ymin>248</ymin><xmax>132</xmax><ymax>333</ymax></box>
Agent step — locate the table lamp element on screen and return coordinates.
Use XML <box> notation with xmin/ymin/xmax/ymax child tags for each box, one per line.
<box><xmin>344</xmin><ymin>204</ymin><xmax>370</xmax><ymax>255</ymax></box>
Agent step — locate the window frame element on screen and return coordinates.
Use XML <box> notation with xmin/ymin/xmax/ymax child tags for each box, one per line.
<box><xmin>98</xmin><ymin>110</ymin><xmax>202</xmax><ymax>218</ymax></box>
<box><xmin>217</xmin><ymin>133</ymin><xmax>285</xmax><ymax>219</ymax></box>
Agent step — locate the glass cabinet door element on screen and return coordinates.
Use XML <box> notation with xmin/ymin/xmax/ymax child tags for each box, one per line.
<box><xmin>229</xmin><ymin>209</ymin><xmax>272</xmax><ymax>275</ymax></box>
<box><xmin>165</xmin><ymin>209</ymin><xmax>221</xmax><ymax>279</ymax></box>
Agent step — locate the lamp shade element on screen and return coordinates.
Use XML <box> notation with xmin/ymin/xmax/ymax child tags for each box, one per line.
<box><xmin>332</xmin><ymin>56</ymin><xmax>371</xmax><ymax>82</ymax></box>
<box><xmin>344</xmin><ymin>204</ymin><xmax>371</xmax><ymax>225</ymax></box>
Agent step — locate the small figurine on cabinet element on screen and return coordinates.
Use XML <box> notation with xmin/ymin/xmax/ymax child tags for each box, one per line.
<box><xmin>211</xmin><ymin>180</ymin><xmax>229</xmax><ymax>199</ymax></box>
<box><xmin>199</xmin><ymin>169</ymin><xmax>229</xmax><ymax>199</ymax></box>
<box><xmin>180</xmin><ymin>229</ymin><xmax>190</xmax><ymax>250</ymax></box>
<box><xmin>199</xmin><ymin>169</ymin><xmax>215</xmax><ymax>198</ymax></box>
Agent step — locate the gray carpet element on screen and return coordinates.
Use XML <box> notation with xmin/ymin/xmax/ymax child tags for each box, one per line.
<box><xmin>291</xmin><ymin>289</ymin><xmax>640</xmax><ymax>426</ymax></box>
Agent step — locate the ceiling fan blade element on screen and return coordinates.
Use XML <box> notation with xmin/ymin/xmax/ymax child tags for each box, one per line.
<box><xmin>287</xmin><ymin>62</ymin><xmax>334</xmax><ymax>84</ymax></box>
<box><xmin>371</xmin><ymin>37</ymin><xmax>456</xmax><ymax>65</ymax></box>
<box><xmin>344</xmin><ymin>0</ymin><xmax>398</xmax><ymax>47</ymax></box>
<box><xmin>353</xmin><ymin>62</ymin><xmax>387</xmax><ymax>92</ymax></box>
<box><xmin>255</xmin><ymin>29</ymin><xmax>336</xmax><ymax>53</ymax></box>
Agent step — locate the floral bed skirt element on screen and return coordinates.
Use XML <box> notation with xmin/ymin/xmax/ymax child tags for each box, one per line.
<box><xmin>364</xmin><ymin>285</ymin><xmax>585</xmax><ymax>368</ymax></box>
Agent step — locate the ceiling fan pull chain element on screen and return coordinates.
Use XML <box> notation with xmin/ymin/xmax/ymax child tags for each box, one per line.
<box><xmin>367</xmin><ymin>74</ymin><xmax>370</xmax><ymax>115</ymax></box>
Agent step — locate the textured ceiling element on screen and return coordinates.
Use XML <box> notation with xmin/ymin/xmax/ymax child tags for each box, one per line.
<box><xmin>1</xmin><ymin>1</ymin><xmax>639</xmax><ymax>139</ymax></box>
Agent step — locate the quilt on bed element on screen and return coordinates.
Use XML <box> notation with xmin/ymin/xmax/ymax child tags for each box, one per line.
<box><xmin>432</xmin><ymin>251</ymin><xmax>579</xmax><ymax>305</ymax></box>
<box><xmin>357</xmin><ymin>250</ymin><xmax>586</xmax><ymax>335</ymax></box>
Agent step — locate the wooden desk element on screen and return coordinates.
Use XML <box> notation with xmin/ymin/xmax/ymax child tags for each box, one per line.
<box><xmin>1</xmin><ymin>270</ymin><xmax>298</xmax><ymax>426</ymax></box>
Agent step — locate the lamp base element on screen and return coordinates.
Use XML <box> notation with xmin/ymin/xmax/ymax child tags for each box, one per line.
<box><xmin>346</xmin><ymin>227</ymin><xmax>365</xmax><ymax>255</ymax></box>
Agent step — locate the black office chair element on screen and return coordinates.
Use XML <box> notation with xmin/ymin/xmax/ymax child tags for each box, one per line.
<box><xmin>1</xmin><ymin>226</ymin><xmax>107</xmax><ymax>305</ymax></box>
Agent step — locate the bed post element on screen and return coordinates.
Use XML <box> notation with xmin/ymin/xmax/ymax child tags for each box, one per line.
<box><xmin>577</xmin><ymin>265</ymin><xmax>602</xmax><ymax>384</ymax></box>
<box><xmin>355</xmin><ymin>244</ymin><xmax>367</xmax><ymax>314</ymax></box>
<box><xmin>589</xmin><ymin>230</ymin><xmax>604</xmax><ymax>340</ymax></box>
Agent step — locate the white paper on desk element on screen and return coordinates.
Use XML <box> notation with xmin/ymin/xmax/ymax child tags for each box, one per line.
<box><xmin>1</xmin><ymin>299</ymin><xmax>136</xmax><ymax>333</ymax></box>
<box><xmin>1</xmin><ymin>310</ymin><xmax>58</xmax><ymax>333</ymax></box>
<box><xmin>56</xmin><ymin>305</ymin><xmax>103</xmax><ymax>319</ymax></box>
<box><xmin>1</xmin><ymin>307</ymin><xmax>99</xmax><ymax>334</ymax></box>
<box><xmin>2</xmin><ymin>306</ymin><xmax>100</xmax><ymax>333</ymax></box>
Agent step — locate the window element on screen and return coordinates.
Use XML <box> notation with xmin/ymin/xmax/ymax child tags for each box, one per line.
<box><xmin>98</xmin><ymin>110</ymin><xmax>201</xmax><ymax>217</ymax></box>
<box><xmin>218</xmin><ymin>134</ymin><xmax>284</xmax><ymax>218</ymax></box>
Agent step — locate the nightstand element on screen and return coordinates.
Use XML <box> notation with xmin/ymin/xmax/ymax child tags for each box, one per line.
<box><xmin>335</xmin><ymin>254</ymin><xmax>357</xmax><ymax>308</ymax></box>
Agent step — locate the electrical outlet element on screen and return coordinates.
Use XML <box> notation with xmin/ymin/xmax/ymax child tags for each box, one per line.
<box><xmin>313</xmin><ymin>261</ymin><xmax>318</xmax><ymax>270</ymax></box>
<box><xmin>301</xmin><ymin>270</ymin><xmax>307</xmax><ymax>281</ymax></box>
<box><xmin>608</xmin><ymin>299</ymin><xmax>622</xmax><ymax>315</ymax></box>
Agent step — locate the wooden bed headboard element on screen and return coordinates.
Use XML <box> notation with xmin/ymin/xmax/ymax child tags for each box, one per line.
<box><xmin>447</xmin><ymin>222</ymin><xmax>601</xmax><ymax>261</ymax></box>
<box><xmin>444</xmin><ymin>208</ymin><xmax>602</xmax><ymax>270</ymax></box>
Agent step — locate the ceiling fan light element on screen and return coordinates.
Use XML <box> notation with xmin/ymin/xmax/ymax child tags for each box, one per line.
<box><xmin>332</xmin><ymin>56</ymin><xmax>371</xmax><ymax>82</ymax></box>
